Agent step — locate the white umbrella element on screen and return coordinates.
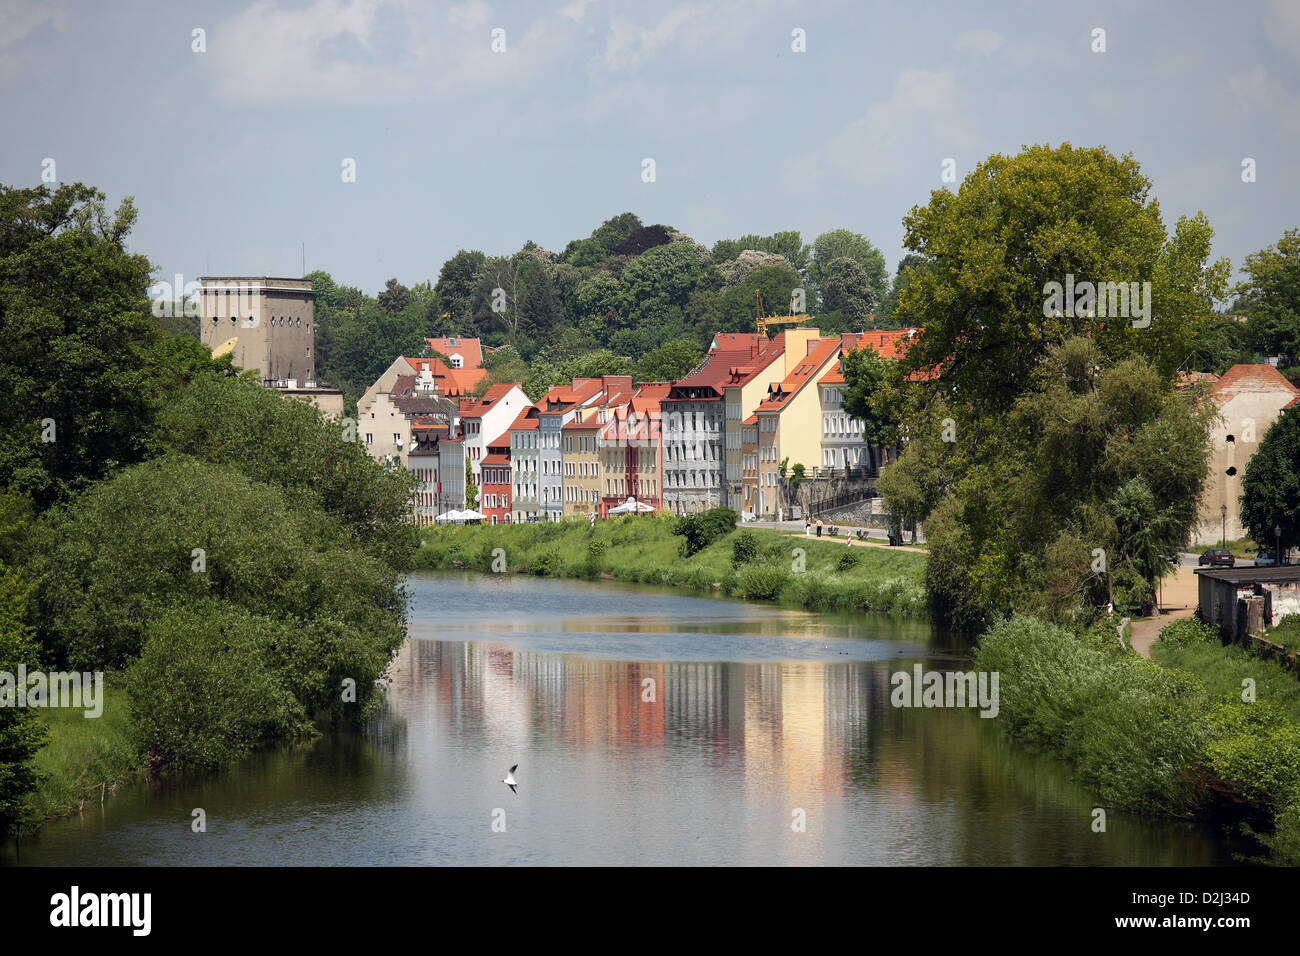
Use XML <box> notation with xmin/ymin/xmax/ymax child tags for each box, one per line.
<box><xmin>609</xmin><ymin>497</ymin><xmax>654</xmax><ymax>515</ymax></box>
<box><xmin>460</xmin><ymin>509</ymin><xmax>486</xmax><ymax>521</ymax></box>
<box><xmin>435</xmin><ymin>509</ymin><xmax>466</xmax><ymax>522</ymax></box>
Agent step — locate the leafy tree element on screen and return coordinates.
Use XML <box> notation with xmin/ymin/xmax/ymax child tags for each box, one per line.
<box><xmin>434</xmin><ymin>250</ymin><xmax>486</xmax><ymax>328</ymax></box>
<box><xmin>160</xmin><ymin>372</ymin><xmax>419</xmax><ymax>569</ymax></box>
<box><xmin>1241</xmin><ymin>409</ymin><xmax>1300</xmax><ymax>558</ymax></box>
<box><xmin>818</xmin><ymin>256</ymin><xmax>875</xmax><ymax>325</ymax></box>
<box><xmin>878</xmin><ymin>254</ymin><xmax>928</xmax><ymax>327</ymax></box>
<box><xmin>377</xmin><ymin>277</ymin><xmax>411</xmax><ymax>314</ymax></box>
<box><xmin>713</xmin><ymin>231</ymin><xmax>810</xmax><ymax>276</ymax></box>
<box><xmin>0</xmin><ymin>183</ymin><xmax>163</xmax><ymax>508</ymax></box>
<box><xmin>31</xmin><ymin>454</ymin><xmax>407</xmax><ymax>678</ymax></box>
<box><xmin>894</xmin><ymin>143</ymin><xmax>1229</xmax><ymax>418</ymax></box>
<box><xmin>1183</xmin><ymin>314</ymin><xmax>1255</xmax><ymax>374</ymax></box>
<box><xmin>638</xmin><ymin>338</ymin><xmax>703</xmax><ymax>382</ymax></box>
<box><xmin>809</xmin><ymin>229</ymin><xmax>888</xmax><ymax>312</ymax></box>
<box><xmin>1235</xmin><ymin>228</ymin><xmax>1300</xmax><ymax>362</ymax></box>
<box><xmin>672</xmin><ymin>507</ymin><xmax>737</xmax><ymax>556</ymax></box>
<box><xmin>0</xmin><ymin>559</ymin><xmax>44</xmax><ymax>837</ymax></box>
<box><xmin>718</xmin><ymin>264</ymin><xmax>803</xmax><ymax>334</ymax></box>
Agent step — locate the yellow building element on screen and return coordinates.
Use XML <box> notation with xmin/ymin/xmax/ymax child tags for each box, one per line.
<box><xmin>562</xmin><ymin>417</ymin><xmax>603</xmax><ymax>518</ymax></box>
<box><xmin>753</xmin><ymin>336</ymin><xmax>842</xmax><ymax>518</ymax></box>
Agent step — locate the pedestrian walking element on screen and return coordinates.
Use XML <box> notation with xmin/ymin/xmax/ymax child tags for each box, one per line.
<box><xmin>804</xmin><ymin>520</ymin><xmax>811</xmax><ymax>536</ymax></box>
<box><xmin>816</xmin><ymin>519</ymin><xmax>823</xmax><ymax>537</ymax></box>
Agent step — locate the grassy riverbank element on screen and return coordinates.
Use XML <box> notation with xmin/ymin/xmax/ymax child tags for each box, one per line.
<box><xmin>976</xmin><ymin>614</ymin><xmax>1300</xmax><ymax>865</ymax></box>
<box><xmin>20</xmin><ymin>679</ymin><xmax>143</xmax><ymax>831</ymax></box>
<box><xmin>415</xmin><ymin>515</ymin><xmax>927</xmax><ymax>616</ymax></box>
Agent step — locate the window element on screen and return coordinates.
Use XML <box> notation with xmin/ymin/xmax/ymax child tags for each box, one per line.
<box><xmin>365</xmin><ymin>433</ymin><xmax>373</xmax><ymax>445</ymax></box>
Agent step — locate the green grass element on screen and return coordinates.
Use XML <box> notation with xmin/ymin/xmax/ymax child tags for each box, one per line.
<box><xmin>21</xmin><ymin>675</ymin><xmax>143</xmax><ymax>831</ymax></box>
<box><xmin>1265</xmin><ymin>615</ymin><xmax>1300</xmax><ymax>654</ymax></box>
<box><xmin>1156</xmin><ymin>633</ymin><xmax>1300</xmax><ymax>726</ymax></box>
<box><xmin>1214</xmin><ymin>536</ymin><xmax>1262</xmax><ymax>559</ymax></box>
<box><xmin>415</xmin><ymin>515</ymin><xmax>928</xmax><ymax>616</ymax></box>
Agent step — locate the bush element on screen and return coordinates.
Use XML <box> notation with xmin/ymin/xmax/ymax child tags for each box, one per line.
<box><xmin>732</xmin><ymin>531</ymin><xmax>758</xmax><ymax>568</ymax></box>
<box><xmin>531</xmin><ymin>550</ymin><xmax>563</xmax><ymax>576</ymax></box>
<box><xmin>1158</xmin><ymin>617</ymin><xmax>1216</xmax><ymax>648</ymax></box>
<box><xmin>975</xmin><ymin>614</ymin><xmax>1210</xmax><ymax>813</ymax></box>
<box><xmin>735</xmin><ymin>563</ymin><xmax>789</xmax><ymax>601</ymax></box>
<box><xmin>836</xmin><ymin>549</ymin><xmax>860</xmax><ymax>572</ymax></box>
<box><xmin>672</xmin><ymin>507</ymin><xmax>737</xmax><ymax>557</ymax></box>
<box><xmin>124</xmin><ymin>603</ymin><xmax>310</xmax><ymax>773</ymax></box>
<box><xmin>587</xmin><ymin>539</ymin><xmax>608</xmax><ymax>558</ymax></box>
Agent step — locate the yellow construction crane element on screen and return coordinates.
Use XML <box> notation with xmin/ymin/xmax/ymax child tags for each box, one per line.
<box><xmin>755</xmin><ymin>289</ymin><xmax>811</xmax><ymax>338</ymax></box>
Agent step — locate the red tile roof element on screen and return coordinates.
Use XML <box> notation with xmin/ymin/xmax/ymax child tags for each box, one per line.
<box><xmin>426</xmin><ymin>337</ymin><xmax>484</xmax><ymax>368</ymax></box>
<box><xmin>462</xmin><ymin>382</ymin><xmax>521</xmax><ymax>418</ymax></box>
<box><xmin>755</xmin><ymin>337</ymin><xmax>841</xmax><ymax>412</ymax></box>
<box><xmin>508</xmin><ymin>406</ymin><xmax>539</xmax><ymax>431</ymax></box>
<box><xmin>1214</xmin><ymin>364</ymin><xmax>1300</xmax><ymax>398</ymax></box>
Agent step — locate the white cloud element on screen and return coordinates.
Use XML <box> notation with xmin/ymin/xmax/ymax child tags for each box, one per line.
<box><xmin>447</xmin><ymin>0</ymin><xmax>491</xmax><ymax>30</ymax></box>
<box><xmin>952</xmin><ymin>28</ymin><xmax>1003</xmax><ymax>56</ymax></box>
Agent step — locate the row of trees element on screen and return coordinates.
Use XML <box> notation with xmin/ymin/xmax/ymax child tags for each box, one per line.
<box><xmin>0</xmin><ymin>183</ymin><xmax>418</xmax><ymax>836</ymax></box>
<box><xmin>844</xmin><ymin>143</ymin><xmax>1298</xmax><ymax>628</ymax></box>
<box><xmin>297</xmin><ymin>218</ymin><xmax>920</xmax><ymax>409</ymax></box>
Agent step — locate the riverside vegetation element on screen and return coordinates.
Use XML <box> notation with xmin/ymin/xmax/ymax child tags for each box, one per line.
<box><xmin>416</xmin><ymin>509</ymin><xmax>926</xmax><ymax>616</ymax></box>
<box><xmin>978</xmin><ymin>615</ymin><xmax>1300</xmax><ymax>865</ymax></box>
<box><xmin>0</xmin><ymin>183</ymin><xmax>417</xmax><ymax>839</ymax></box>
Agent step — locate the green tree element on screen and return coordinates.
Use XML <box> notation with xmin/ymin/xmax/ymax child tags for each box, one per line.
<box><xmin>818</xmin><ymin>257</ymin><xmax>875</xmax><ymax>325</ymax></box>
<box><xmin>0</xmin><ymin>559</ymin><xmax>45</xmax><ymax>837</ymax></box>
<box><xmin>1241</xmin><ymin>410</ymin><xmax>1300</xmax><ymax>558</ymax></box>
<box><xmin>1235</xmin><ymin>228</ymin><xmax>1300</xmax><ymax>362</ymax></box>
<box><xmin>638</xmin><ymin>338</ymin><xmax>703</xmax><ymax>382</ymax></box>
<box><xmin>894</xmin><ymin>143</ymin><xmax>1229</xmax><ymax>418</ymax></box>
<box><xmin>0</xmin><ymin>183</ymin><xmax>163</xmax><ymax>508</ymax></box>
<box><xmin>434</xmin><ymin>250</ymin><xmax>487</xmax><ymax>328</ymax></box>
<box><xmin>809</xmin><ymin>229</ymin><xmax>888</xmax><ymax>313</ymax></box>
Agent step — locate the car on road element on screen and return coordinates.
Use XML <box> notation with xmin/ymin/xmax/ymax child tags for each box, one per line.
<box><xmin>1198</xmin><ymin>548</ymin><xmax>1235</xmax><ymax>567</ymax></box>
<box><xmin>1254</xmin><ymin>549</ymin><xmax>1277</xmax><ymax>567</ymax></box>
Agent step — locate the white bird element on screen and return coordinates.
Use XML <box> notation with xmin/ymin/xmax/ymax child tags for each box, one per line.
<box><xmin>503</xmin><ymin>764</ymin><xmax>519</xmax><ymax>795</ymax></box>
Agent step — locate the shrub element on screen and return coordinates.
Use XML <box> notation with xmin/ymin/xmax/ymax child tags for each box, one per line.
<box><xmin>1158</xmin><ymin>617</ymin><xmax>1216</xmax><ymax>648</ymax></box>
<box><xmin>124</xmin><ymin>603</ymin><xmax>310</xmax><ymax>773</ymax></box>
<box><xmin>587</xmin><ymin>539</ymin><xmax>608</xmax><ymax>558</ymax></box>
<box><xmin>732</xmin><ymin>531</ymin><xmax>758</xmax><ymax>568</ymax></box>
<box><xmin>672</xmin><ymin>507</ymin><xmax>737</xmax><ymax>556</ymax></box>
<box><xmin>531</xmin><ymin>551</ymin><xmax>563</xmax><ymax>576</ymax></box>
<box><xmin>735</xmin><ymin>563</ymin><xmax>789</xmax><ymax>601</ymax></box>
<box><xmin>836</xmin><ymin>549</ymin><xmax>860</xmax><ymax>572</ymax></box>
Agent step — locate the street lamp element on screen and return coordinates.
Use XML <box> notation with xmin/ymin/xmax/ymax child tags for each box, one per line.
<box><xmin>1277</xmin><ymin>523</ymin><xmax>1283</xmax><ymax>566</ymax></box>
<box><xmin>1221</xmin><ymin>504</ymin><xmax>1227</xmax><ymax>549</ymax></box>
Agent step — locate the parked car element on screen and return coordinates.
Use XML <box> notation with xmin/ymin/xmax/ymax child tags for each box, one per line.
<box><xmin>1254</xmin><ymin>549</ymin><xmax>1276</xmax><ymax>567</ymax></box>
<box><xmin>1198</xmin><ymin>548</ymin><xmax>1235</xmax><ymax>567</ymax></box>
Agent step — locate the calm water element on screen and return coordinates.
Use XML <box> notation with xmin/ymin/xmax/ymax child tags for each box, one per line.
<box><xmin>5</xmin><ymin>573</ymin><xmax>1234</xmax><ymax>866</ymax></box>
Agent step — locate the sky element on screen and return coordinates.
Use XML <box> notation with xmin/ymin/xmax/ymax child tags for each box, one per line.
<box><xmin>2</xmin><ymin>0</ymin><xmax>1297</xmax><ymax>299</ymax></box>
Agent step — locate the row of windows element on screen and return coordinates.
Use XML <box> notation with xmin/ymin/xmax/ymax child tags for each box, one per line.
<box><xmin>483</xmin><ymin>468</ymin><xmax>510</xmax><ymax>485</ymax></box>
<box><xmin>211</xmin><ymin>315</ymin><xmax>308</xmax><ymax>330</ymax></box>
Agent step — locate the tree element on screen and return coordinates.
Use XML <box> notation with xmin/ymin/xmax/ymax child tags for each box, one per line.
<box><xmin>878</xmin><ymin>254</ymin><xmax>928</xmax><ymax>327</ymax></box>
<box><xmin>434</xmin><ymin>250</ymin><xmax>487</xmax><ymax>328</ymax></box>
<box><xmin>0</xmin><ymin>183</ymin><xmax>164</xmax><ymax>508</ymax></box>
<box><xmin>1241</xmin><ymin>409</ymin><xmax>1300</xmax><ymax>558</ymax></box>
<box><xmin>638</xmin><ymin>338</ymin><xmax>703</xmax><ymax>382</ymax></box>
<box><xmin>809</xmin><ymin>229</ymin><xmax>888</xmax><ymax>313</ymax></box>
<box><xmin>894</xmin><ymin>143</ymin><xmax>1229</xmax><ymax>419</ymax></box>
<box><xmin>1235</xmin><ymin>228</ymin><xmax>1300</xmax><ymax>362</ymax></box>
<box><xmin>819</xmin><ymin>257</ymin><xmax>875</xmax><ymax>325</ymax></box>
<box><xmin>377</xmin><ymin>278</ymin><xmax>411</xmax><ymax>314</ymax></box>
<box><xmin>0</xmin><ymin>559</ymin><xmax>44</xmax><ymax>837</ymax></box>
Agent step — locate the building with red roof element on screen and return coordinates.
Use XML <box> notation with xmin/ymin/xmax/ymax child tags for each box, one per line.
<box><xmin>461</xmin><ymin>382</ymin><xmax>529</xmax><ymax>480</ymax></box>
<box><xmin>1193</xmin><ymin>364</ymin><xmax>1300</xmax><ymax>545</ymax></box>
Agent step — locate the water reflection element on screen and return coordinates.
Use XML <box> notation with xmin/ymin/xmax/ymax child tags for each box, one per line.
<box><xmin>4</xmin><ymin>573</ymin><xmax>1234</xmax><ymax>866</ymax></box>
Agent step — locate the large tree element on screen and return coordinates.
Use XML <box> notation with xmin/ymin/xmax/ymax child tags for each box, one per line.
<box><xmin>0</xmin><ymin>184</ymin><xmax>164</xmax><ymax>508</ymax></box>
<box><xmin>809</xmin><ymin>229</ymin><xmax>888</xmax><ymax>314</ymax></box>
<box><xmin>1240</xmin><ymin>409</ymin><xmax>1300</xmax><ymax>559</ymax></box>
<box><xmin>894</xmin><ymin>143</ymin><xmax>1229</xmax><ymax>420</ymax></box>
<box><xmin>819</xmin><ymin>256</ymin><xmax>875</xmax><ymax>325</ymax></box>
<box><xmin>1235</xmin><ymin>228</ymin><xmax>1300</xmax><ymax>362</ymax></box>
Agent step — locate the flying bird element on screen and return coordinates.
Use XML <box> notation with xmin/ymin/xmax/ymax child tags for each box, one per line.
<box><xmin>503</xmin><ymin>764</ymin><xmax>519</xmax><ymax>795</ymax></box>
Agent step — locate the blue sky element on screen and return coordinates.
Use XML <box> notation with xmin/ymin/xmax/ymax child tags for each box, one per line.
<box><xmin>2</xmin><ymin>0</ymin><xmax>1296</xmax><ymax>298</ymax></box>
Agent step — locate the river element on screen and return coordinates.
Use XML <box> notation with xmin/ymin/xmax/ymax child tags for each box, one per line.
<box><xmin>4</xmin><ymin>573</ymin><xmax>1235</xmax><ymax>865</ymax></box>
